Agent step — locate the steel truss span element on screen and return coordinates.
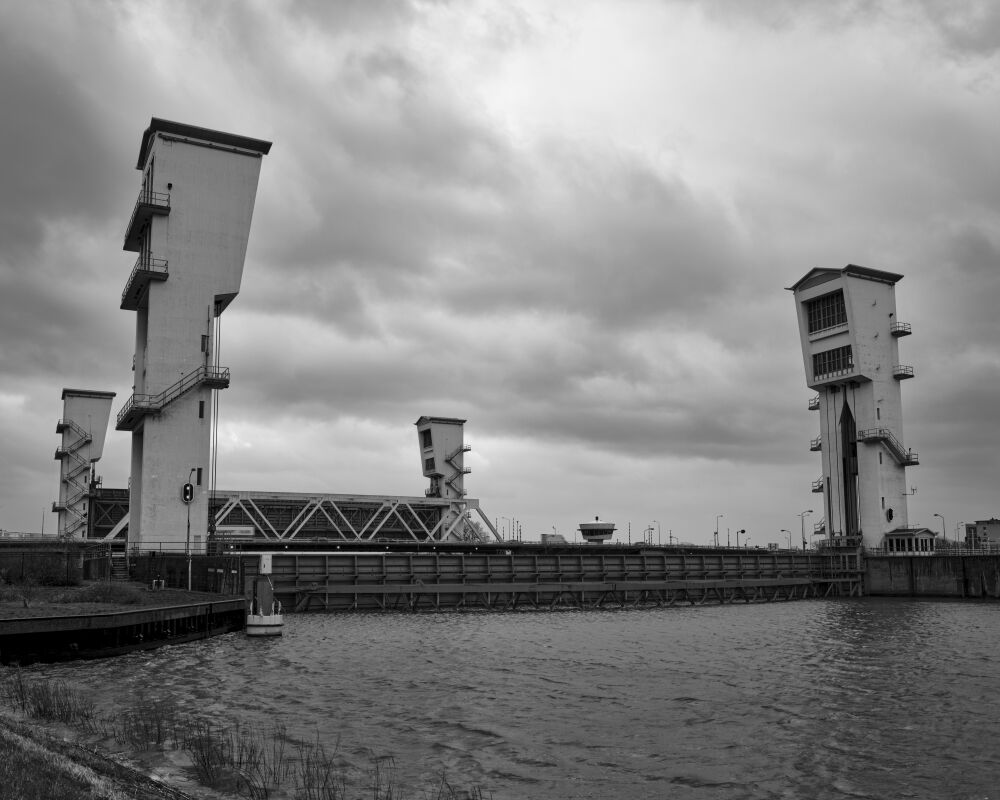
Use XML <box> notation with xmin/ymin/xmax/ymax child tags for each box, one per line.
<box><xmin>250</xmin><ymin>549</ymin><xmax>864</xmax><ymax>613</ymax></box>
<box><xmin>211</xmin><ymin>491</ymin><xmax>498</xmax><ymax>543</ymax></box>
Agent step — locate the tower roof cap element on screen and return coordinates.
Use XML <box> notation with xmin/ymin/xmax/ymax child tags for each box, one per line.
<box><xmin>415</xmin><ymin>416</ymin><xmax>467</xmax><ymax>426</ymax></box>
<box><xmin>787</xmin><ymin>264</ymin><xmax>904</xmax><ymax>292</ymax></box>
<box><xmin>61</xmin><ymin>388</ymin><xmax>116</xmax><ymax>400</ymax></box>
<box><xmin>137</xmin><ymin>118</ymin><xmax>273</xmax><ymax>169</ymax></box>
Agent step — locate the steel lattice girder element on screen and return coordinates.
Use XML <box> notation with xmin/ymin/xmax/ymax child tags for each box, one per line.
<box><xmin>210</xmin><ymin>491</ymin><xmax>499</xmax><ymax>542</ymax></box>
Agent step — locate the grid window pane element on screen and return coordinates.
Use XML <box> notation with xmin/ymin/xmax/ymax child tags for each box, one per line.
<box><xmin>813</xmin><ymin>345</ymin><xmax>853</xmax><ymax>379</ymax></box>
<box><xmin>806</xmin><ymin>290</ymin><xmax>847</xmax><ymax>333</ymax></box>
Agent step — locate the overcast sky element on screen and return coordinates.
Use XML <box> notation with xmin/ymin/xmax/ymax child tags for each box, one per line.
<box><xmin>1</xmin><ymin>0</ymin><xmax>998</xmax><ymax>545</ymax></box>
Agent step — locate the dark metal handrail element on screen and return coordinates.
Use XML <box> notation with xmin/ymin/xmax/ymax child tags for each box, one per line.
<box><xmin>858</xmin><ymin>427</ymin><xmax>918</xmax><ymax>465</ymax></box>
<box><xmin>121</xmin><ymin>256</ymin><xmax>168</xmax><ymax>304</ymax></box>
<box><xmin>117</xmin><ymin>366</ymin><xmax>230</xmax><ymax>428</ymax></box>
<box><xmin>124</xmin><ymin>189</ymin><xmax>170</xmax><ymax>247</ymax></box>
<box><xmin>135</xmin><ymin>189</ymin><xmax>170</xmax><ymax>209</ymax></box>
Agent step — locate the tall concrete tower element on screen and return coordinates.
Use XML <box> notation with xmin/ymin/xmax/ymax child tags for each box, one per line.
<box><xmin>53</xmin><ymin>389</ymin><xmax>116</xmax><ymax>538</ymax></box>
<box><xmin>789</xmin><ymin>265</ymin><xmax>919</xmax><ymax>550</ymax></box>
<box><xmin>116</xmin><ymin>119</ymin><xmax>271</xmax><ymax>550</ymax></box>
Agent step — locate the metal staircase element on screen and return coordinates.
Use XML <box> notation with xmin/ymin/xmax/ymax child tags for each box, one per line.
<box><xmin>857</xmin><ymin>428</ymin><xmax>919</xmax><ymax>466</ymax></box>
<box><xmin>117</xmin><ymin>364</ymin><xmax>230</xmax><ymax>430</ymax></box>
<box><xmin>444</xmin><ymin>444</ymin><xmax>471</xmax><ymax>497</ymax></box>
<box><xmin>53</xmin><ymin>419</ymin><xmax>93</xmax><ymax>537</ymax></box>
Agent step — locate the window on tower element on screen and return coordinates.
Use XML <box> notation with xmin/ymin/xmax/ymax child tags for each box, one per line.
<box><xmin>813</xmin><ymin>345</ymin><xmax>854</xmax><ymax>380</ymax></box>
<box><xmin>806</xmin><ymin>290</ymin><xmax>847</xmax><ymax>334</ymax></box>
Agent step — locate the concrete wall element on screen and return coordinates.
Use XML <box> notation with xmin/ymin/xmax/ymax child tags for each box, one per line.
<box><xmin>866</xmin><ymin>555</ymin><xmax>1000</xmax><ymax>598</ymax></box>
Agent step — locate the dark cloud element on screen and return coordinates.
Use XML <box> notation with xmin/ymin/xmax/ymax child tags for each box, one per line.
<box><xmin>919</xmin><ymin>0</ymin><xmax>1000</xmax><ymax>57</ymax></box>
<box><xmin>0</xmin><ymin>23</ymin><xmax>123</xmax><ymax>258</ymax></box>
<box><xmin>403</xmin><ymin>143</ymin><xmax>746</xmax><ymax>331</ymax></box>
<box><xmin>948</xmin><ymin>225</ymin><xmax>1000</xmax><ymax>277</ymax></box>
<box><xmin>664</xmin><ymin>0</ymin><xmax>1000</xmax><ymax>59</ymax></box>
<box><xmin>668</xmin><ymin>0</ymin><xmax>886</xmax><ymax>32</ymax></box>
<box><xmin>0</xmin><ymin>0</ymin><xmax>997</xmax><ymax>540</ymax></box>
<box><xmin>287</xmin><ymin>0</ymin><xmax>425</xmax><ymax>30</ymax></box>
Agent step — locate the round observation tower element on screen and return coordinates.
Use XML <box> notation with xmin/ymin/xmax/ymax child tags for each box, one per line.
<box><xmin>578</xmin><ymin>517</ymin><xmax>616</xmax><ymax>543</ymax></box>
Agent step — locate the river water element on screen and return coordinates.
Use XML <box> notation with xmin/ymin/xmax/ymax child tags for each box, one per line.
<box><xmin>24</xmin><ymin>598</ymin><xmax>1000</xmax><ymax>799</ymax></box>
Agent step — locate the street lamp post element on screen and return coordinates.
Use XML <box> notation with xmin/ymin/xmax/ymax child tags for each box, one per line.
<box><xmin>715</xmin><ymin>514</ymin><xmax>723</xmax><ymax>547</ymax></box>
<box><xmin>933</xmin><ymin>513</ymin><xmax>946</xmax><ymax>547</ymax></box>
<box><xmin>798</xmin><ymin>510</ymin><xmax>813</xmax><ymax>551</ymax></box>
<box><xmin>781</xmin><ymin>529</ymin><xmax>791</xmax><ymax>549</ymax></box>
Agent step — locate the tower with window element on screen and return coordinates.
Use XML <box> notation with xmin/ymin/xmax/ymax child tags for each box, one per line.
<box><xmin>416</xmin><ymin>416</ymin><xmax>484</xmax><ymax>540</ymax></box>
<box><xmin>53</xmin><ymin>389</ymin><xmax>116</xmax><ymax>538</ymax></box>
<box><xmin>116</xmin><ymin>119</ymin><xmax>271</xmax><ymax>550</ymax></box>
<box><xmin>789</xmin><ymin>265</ymin><xmax>919</xmax><ymax>550</ymax></box>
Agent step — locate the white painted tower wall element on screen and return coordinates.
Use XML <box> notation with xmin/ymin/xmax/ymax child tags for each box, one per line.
<box><xmin>118</xmin><ymin>119</ymin><xmax>270</xmax><ymax>550</ymax></box>
<box><xmin>791</xmin><ymin>266</ymin><xmax>917</xmax><ymax>549</ymax></box>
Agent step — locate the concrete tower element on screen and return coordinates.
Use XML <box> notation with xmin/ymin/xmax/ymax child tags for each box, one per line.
<box><xmin>116</xmin><ymin>119</ymin><xmax>271</xmax><ymax>550</ymax></box>
<box><xmin>53</xmin><ymin>389</ymin><xmax>116</xmax><ymax>538</ymax></box>
<box><xmin>790</xmin><ymin>265</ymin><xmax>919</xmax><ymax>550</ymax></box>
<box><xmin>416</xmin><ymin>416</ymin><xmax>478</xmax><ymax>539</ymax></box>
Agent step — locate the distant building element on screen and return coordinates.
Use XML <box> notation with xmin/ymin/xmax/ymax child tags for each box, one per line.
<box><xmin>964</xmin><ymin>519</ymin><xmax>1000</xmax><ymax>549</ymax></box>
<box><xmin>882</xmin><ymin>527</ymin><xmax>937</xmax><ymax>555</ymax></box>
<box><xmin>789</xmin><ymin>265</ymin><xmax>921</xmax><ymax>551</ymax></box>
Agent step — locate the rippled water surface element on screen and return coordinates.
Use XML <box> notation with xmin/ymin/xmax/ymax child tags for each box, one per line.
<box><xmin>29</xmin><ymin>599</ymin><xmax>1000</xmax><ymax>799</ymax></box>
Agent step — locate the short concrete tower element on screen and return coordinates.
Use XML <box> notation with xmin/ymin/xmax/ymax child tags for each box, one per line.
<box><xmin>53</xmin><ymin>389</ymin><xmax>116</xmax><ymax>538</ymax></box>
<box><xmin>416</xmin><ymin>416</ymin><xmax>475</xmax><ymax>539</ymax></box>
<box><xmin>116</xmin><ymin>119</ymin><xmax>271</xmax><ymax>550</ymax></box>
<box><xmin>790</xmin><ymin>265</ymin><xmax>919</xmax><ymax>549</ymax></box>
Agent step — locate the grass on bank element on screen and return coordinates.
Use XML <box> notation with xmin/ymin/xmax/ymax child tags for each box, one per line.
<box><xmin>0</xmin><ymin>671</ymin><xmax>488</xmax><ymax>800</ymax></box>
<box><xmin>0</xmin><ymin>580</ymin><xmax>222</xmax><ymax>619</ymax></box>
<box><xmin>0</xmin><ymin>730</ymin><xmax>94</xmax><ymax>800</ymax></box>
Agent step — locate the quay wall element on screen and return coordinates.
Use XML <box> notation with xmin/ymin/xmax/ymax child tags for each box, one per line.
<box><xmin>0</xmin><ymin>599</ymin><xmax>246</xmax><ymax>665</ymax></box>
<box><xmin>865</xmin><ymin>555</ymin><xmax>1000</xmax><ymax>598</ymax></box>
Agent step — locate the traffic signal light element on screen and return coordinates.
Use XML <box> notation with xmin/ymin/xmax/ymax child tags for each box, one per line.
<box><xmin>182</xmin><ymin>483</ymin><xmax>194</xmax><ymax>503</ymax></box>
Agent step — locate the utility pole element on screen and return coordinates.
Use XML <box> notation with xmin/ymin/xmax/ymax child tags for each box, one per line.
<box><xmin>799</xmin><ymin>510</ymin><xmax>813</xmax><ymax>551</ymax></box>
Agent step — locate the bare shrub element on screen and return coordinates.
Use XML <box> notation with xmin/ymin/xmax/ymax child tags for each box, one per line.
<box><xmin>64</xmin><ymin>583</ymin><xmax>143</xmax><ymax>605</ymax></box>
